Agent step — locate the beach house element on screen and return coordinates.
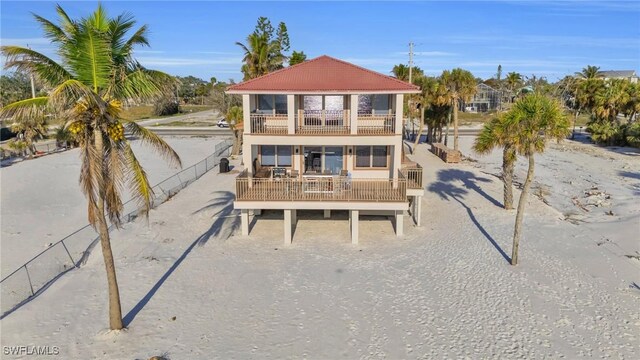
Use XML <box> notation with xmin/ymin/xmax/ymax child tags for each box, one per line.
<box><xmin>226</xmin><ymin>55</ymin><xmax>424</xmax><ymax>244</ymax></box>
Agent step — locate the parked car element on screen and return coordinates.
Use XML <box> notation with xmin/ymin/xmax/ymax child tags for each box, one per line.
<box><xmin>217</xmin><ymin>119</ymin><xmax>229</xmax><ymax>128</ymax></box>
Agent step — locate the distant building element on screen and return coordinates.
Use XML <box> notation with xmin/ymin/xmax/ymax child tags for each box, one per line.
<box><xmin>460</xmin><ymin>83</ymin><xmax>501</xmax><ymax>113</ymax></box>
<box><xmin>598</xmin><ymin>70</ymin><xmax>638</xmax><ymax>83</ymax></box>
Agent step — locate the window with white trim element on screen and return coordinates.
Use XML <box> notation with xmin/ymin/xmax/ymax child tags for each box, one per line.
<box><xmin>355</xmin><ymin>146</ymin><xmax>388</xmax><ymax>168</ymax></box>
<box><xmin>260</xmin><ymin>145</ymin><xmax>292</xmax><ymax>167</ymax></box>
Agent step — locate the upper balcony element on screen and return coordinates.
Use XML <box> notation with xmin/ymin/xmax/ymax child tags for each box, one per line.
<box><xmin>246</xmin><ymin>94</ymin><xmax>401</xmax><ymax>136</ymax></box>
<box><xmin>249</xmin><ymin>109</ymin><xmax>396</xmax><ymax>135</ymax></box>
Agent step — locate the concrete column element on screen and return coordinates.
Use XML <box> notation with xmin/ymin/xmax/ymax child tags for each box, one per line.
<box><xmin>324</xmin><ymin>209</ymin><xmax>331</xmax><ymax>218</ymax></box>
<box><xmin>292</xmin><ymin>209</ymin><xmax>297</xmax><ymax>224</ymax></box>
<box><xmin>287</xmin><ymin>94</ymin><xmax>296</xmax><ymax>134</ymax></box>
<box><xmin>350</xmin><ymin>94</ymin><xmax>358</xmax><ymax>134</ymax></box>
<box><xmin>241</xmin><ymin>209</ymin><xmax>249</xmax><ymax>236</ymax></box>
<box><xmin>284</xmin><ymin>209</ymin><xmax>292</xmax><ymax>245</ymax></box>
<box><xmin>416</xmin><ymin>196</ymin><xmax>422</xmax><ymax>227</ymax></box>
<box><xmin>392</xmin><ymin>144</ymin><xmax>402</xmax><ymax>186</ymax></box>
<box><xmin>242</xmin><ymin>141</ymin><xmax>252</xmax><ymax>176</ymax></box>
<box><xmin>350</xmin><ymin>210</ymin><xmax>359</xmax><ymax>245</ymax></box>
<box><xmin>394</xmin><ymin>94</ymin><xmax>404</xmax><ymax>135</ymax></box>
<box><xmin>395</xmin><ymin>211</ymin><xmax>404</xmax><ymax>237</ymax></box>
<box><xmin>242</xmin><ymin>94</ymin><xmax>251</xmax><ymax>134</ymax></box>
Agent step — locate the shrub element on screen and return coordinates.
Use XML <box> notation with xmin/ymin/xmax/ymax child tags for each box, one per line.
<box><xmin>153</xmin><ymin>98</ymin><xmax>180</xmax><ymax>116</ymax></box>
<box><xmin>624</xmin><ymin>122</ymin><xmax>640</xmax><ymax>148</ymax></box>
<box><xmin>587</xmin><ymin>121</ymin><xmax>620</xmax><ymax>145</ymax></box>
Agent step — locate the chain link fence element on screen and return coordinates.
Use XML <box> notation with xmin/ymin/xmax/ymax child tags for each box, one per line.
<box><xmin>0</xmin><ymin>139</ymin><xmax>233</xmax><ymax>318</ymax></box>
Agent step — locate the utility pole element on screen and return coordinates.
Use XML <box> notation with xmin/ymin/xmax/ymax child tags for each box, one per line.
<box><xmin>408</xmin><ymin>42</ymin><xmax>414</xmax><ymax>84</ymax></box>
<box><xmin>27</xmin><ymin>44</ymin><xmax>36</xmax><ymax>98</ymax></box>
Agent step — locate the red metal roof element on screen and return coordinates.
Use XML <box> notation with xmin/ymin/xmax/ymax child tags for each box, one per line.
<box><xmin>227</xmin><ymin>55</ymin><xmax>420</xmax><ymax>94</ymax></box>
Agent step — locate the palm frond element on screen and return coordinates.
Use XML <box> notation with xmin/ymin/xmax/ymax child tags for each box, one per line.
<box><xmin>103</xmin><ymin>139</ymin><xmax>126</xmax><ymax>227</ymax></box>
<box><xmin>123</xmin><ymin>142</ymin><xmax>154</xmax><ymax>214</ymax></box>
<box><xmin>49</xmin><ymin>79</ymin><xmax>102</xmax><ymax>110</ymax></box>
<box><xmin>32</xmin><ymin>13</ymin><xmax>68</xmax><ymax>43</ymax></box>
<box><xmin>0</xmin><ymin>97</ymin><xmax>49</xmax><ymax>120</ymax></box>
<box><xmin>124</xmin><ymin>120</ymin><xmax>182</xmax><ymax>168</ymax></box>
<box><xmin>67</xmin><ymin>24</ymin><xmax>112</xmax><ymax>93</ymax></box>
<box><xmin>1</xmin><ymin>46</ymin><xmax>72</xmax><ymax>87</ymax></box>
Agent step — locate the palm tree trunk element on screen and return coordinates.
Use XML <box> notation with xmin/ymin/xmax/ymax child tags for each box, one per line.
<box><xmin>444</xmin><ymin>108</ymin><xmax>451</xmax><ymax>146</ymax></box>
<box><xmin>453</xmin><ymin>98</ymin><xmax>460</xmax><ymax>151</ymax></box>
<box><xmin>413</xmin><ymin>108</ymin><xmax>425</xmax><ymax>149</ymax></box>
<box><xmin>572</xmin><ymin>108</ymin><xmax>581</xmax><ymax>139</ymax></box>
<box><xmin>511</xmin><ymin>148</ymin><xmax>535</xmax><ymax>266</ymax></box>
<box><xmin>503</xmin><ymin>147</ymin><xmax>515</xmax><ymax>210</ymax></box>
<box><xmin>94</xmin><ymin>130</ymin><xmax>124</xmax><ymax>330</ymax></box>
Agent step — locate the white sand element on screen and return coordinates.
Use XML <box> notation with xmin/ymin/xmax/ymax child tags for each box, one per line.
<box><xmin>1</xmin><ymin>138</ymin><xmax>638</xmax><ymax>359</ymax></box>
<box><xmin>0</xmin><ymin>137</ymin><xmax>225</xmax><ymax>276</ymax></box>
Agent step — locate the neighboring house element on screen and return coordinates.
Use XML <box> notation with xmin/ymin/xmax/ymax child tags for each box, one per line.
<box><xmin>598</xmin><ymin>70</ymin><xmax>638</xmax><ymax>83</ymax></box>
<box><xmin>226</xmin><ymin>55</ymin><xmax>424</xmax><ymax>245</ymax></box>
<box><xmin>460</xmin><ymin>83</ymin><xmax>501</xmax><ymax>112</ymax></box>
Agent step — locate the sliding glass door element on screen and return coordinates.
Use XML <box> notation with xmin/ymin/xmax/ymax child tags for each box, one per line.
<box><xmin>303</xmin><ymin>146</ymin><xmax>344</xmax><ymax>174</ymax></box>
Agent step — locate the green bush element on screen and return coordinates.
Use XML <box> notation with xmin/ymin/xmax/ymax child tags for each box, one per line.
<box><xmin>153</xmin><ymin>98</ymin><xmax>180</xmax><ymax>116</ymax></box>
<box><xmin>587</xmin><ymin>121</ymin><xmax>640</xmax><ymax>147</ymax></box>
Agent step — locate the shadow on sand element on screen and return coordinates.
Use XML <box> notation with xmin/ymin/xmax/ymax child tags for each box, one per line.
<box><xmin>428</xmin><ymin>169</ymin><xmax>511</xmax><ymax>264</ymax></box>
<box><xmin>123</xmin><ymin>191</ymin><xmax>239</xmax><ymax>327</ymax></box>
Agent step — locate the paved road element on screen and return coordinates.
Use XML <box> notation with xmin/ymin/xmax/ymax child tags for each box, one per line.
<box><xmin>148</xmin><ymin>126</ymin><xmax>232</xmax><ymax>136</ymax></box>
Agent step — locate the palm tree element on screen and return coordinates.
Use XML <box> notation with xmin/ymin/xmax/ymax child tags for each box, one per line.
<box><xmin>0</xmin><ymin>4</ymin><xmax>181</xmax><ymax>330</ymax></box>
<box><xmin>623</xmin><ymin>82</ymin><xmax>640</xmax><ymax>121</ymax></box>
<box><xmin>472</xmin><ymin>113</ymin><xmax>519</xmax><ymax>210</ymax></box>
<box><xmin>505</xmin><ymin>93</ymin><xmax>570</xmax><ymax>265</ymax></box>
<box><xmin>441</xmin><ymin>68</ymin><xmax>477</xmax><ymax>151</ymax></box>
<box><xmin>9</xmin><ymin>115</ymin><xmax>47</xmax><ymax>156</ymax></box>
<box><xmin>391</xmin><ymin>64</ymin><xmax>410</xmax><ymax>81</ymax></box>
<box><xmin>413</xmin><ymin>76</ymin><xmax>449</xmax><ymax>148</ymax></box>
<box><xmin>505</xmin><ymin>72</ymin><xmax>523</xmax><ymax>102</ymax></box>
<box><xmin>593</xmin><ymin>79</ymin><xmax>629</xmax><ymax>122</ymax></box>
<box><xmin>226</xmin><ymin>105</ymin><xmax>243</xmax><ymax>156</ymax></box>
<box><xmin>575</xmin><ymin>65</ymin><xmax>602</xmax><ymax>80</ymax></box>
<box><xmin>236</xmin><ymin>33</ymin><xmax>283</xmax><ymax>80</ymax></box>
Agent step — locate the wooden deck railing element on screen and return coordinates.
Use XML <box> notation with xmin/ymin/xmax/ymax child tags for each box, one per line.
<box><xmin>250</xmin><ymin>113</ymin><xmax>288</xmax><ymax>134</ymax></box>
<box><xmin>296</xmin><ymin>109</ymin><xmax>350</xmax><ymax>135</ymax></box>
<box><xmin>235</xmin><ymin>174</ymin><xmax>407</xmax><ymax>202</ymax></box>
<box><xmin>357</xmin><ymin>112</ymin><xmax>395</xmax><ymax>134</ymax></box>
<box><xmin>400</xmin><ymin>164</ymin><xmax>423</xmax><ymax>189</ymax></box>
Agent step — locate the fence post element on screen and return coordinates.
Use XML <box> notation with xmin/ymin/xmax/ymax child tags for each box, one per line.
<box><xmin>60</xmin><ymin>240</ymin><xmax>77</xmax><ymax>267</ymax></box>
<box><xmin>24</xmin><ymin>265</ymin><xmax>35</xmax><ymax>296</ymax></box>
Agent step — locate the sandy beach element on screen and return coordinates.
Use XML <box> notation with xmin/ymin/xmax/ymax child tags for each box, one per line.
<box><xmin>1</xmin><ymin>136</ymin><xmax>638</xmax><ymax>359</ymax></box>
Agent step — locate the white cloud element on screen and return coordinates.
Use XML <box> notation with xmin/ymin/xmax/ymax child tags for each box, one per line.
<box><xmin>136</xmin><ymin>56</ymin><xmax>242</xmax><ymax>67</ymax></box>
<box><xmin>0</xmin><ymin>37</ymin><xmax>50</xmax><ymax>46</ymax></box>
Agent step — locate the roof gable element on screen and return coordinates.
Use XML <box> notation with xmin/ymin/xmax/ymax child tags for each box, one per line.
<box><xmin>227</xmin><ymin>55</ymin><xmax>420</xmax><ymax>94</ymax></box>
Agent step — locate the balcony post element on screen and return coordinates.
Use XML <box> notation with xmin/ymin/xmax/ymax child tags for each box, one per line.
<box><xmin>350</xmin><ymin>94</ymin><xmax>358</xmax><ymax>134</ymax></box>
<box><xmin>243</xmin><ymin>94</ymin><xmax>251</xmax><ymax>134</ymax></box>
<box><xmin>241</xmin><ymin>209</ymin><xmax>249</xmax><ymax>235</ymax></box>
<box><xmin>287</xmin><ymin>94</ymin><xmax>295</xmax><ymax>134</ymax></box>
<box><xmin>395</xmin><ymin>211</ymin><xmax>404</xmax><ymax>237</ymax></box>
<box><xmin>284</xmin><ymin>209</ymin><xmax>292</xmax><ymax>245</ymax></box>
<box><xmin>350</xmin><ymin>210</ymin><xmax>359</xmax><ymax>245</ymax></box>
<box><xmin>394</xmin><ymin>94</ymin><xmax>403</xmax><ymax>135</ymax></box>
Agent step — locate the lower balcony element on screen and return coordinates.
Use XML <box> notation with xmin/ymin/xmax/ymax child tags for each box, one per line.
<box><xmin>235</xmin><ymin>170</ymin><xmax>407</xmax><ymax>202</ymax></box>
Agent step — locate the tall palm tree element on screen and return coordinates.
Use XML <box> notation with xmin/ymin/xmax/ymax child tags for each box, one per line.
<box><xmin>391</xmin><ymin>64</ymin><xmax>410</xmax><ymax>81</ymax></box>
<box><xmin>575</xmin><ymin>65</ymin><xmax>602</xmax><ymax>80</ymax></box>
<box><xmin>0</xmin><ymin>4</ymin><xmax>181</xmax><ymax>330</ymax></box>
<box><xmin>472</xmin><ymin>113</ymin><xmax>519</xmax><ymax>210</ymax></box>
<box><xmin>413</xmin><ymin>76</ymin><xmax>449</xmax><ymax>148</ymax></box>
<box><xmin>505</xmin><ymin>72</ymin><xmax>523</xmax><ymax>101</ymax></box>
<box><xmin>226</xmin><ymin>105</ymin><xmax>243</xmax><ymax>156</ymax></box>
<box><xmin>506</xmin><ymin>93</ymin><xmax>570</xmax><ymax>265</ymax></box>
<box><xmin>593</xmin><ymin>79</ymin><xmax>629</xmax><ymax>122</ymax></box>
<box><xmin>441</xmin><ymin>68</ymin><xmax>477</xmax><ymax>151</ymax></box>
<box><xmin>236</xmin><ymin>33</ymin><xmax>283</xmax><ymax>81</ymax></box>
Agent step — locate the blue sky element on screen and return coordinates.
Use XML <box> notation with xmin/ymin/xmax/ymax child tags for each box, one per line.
<box><xmin>1</xmin><ymin>1</ymin><xmax>639</xmax><ymax>82</ymax></box>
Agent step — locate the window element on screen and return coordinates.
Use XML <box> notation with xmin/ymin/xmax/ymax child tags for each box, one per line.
<box><xmin>261</xmin><ymin>145</ymin><xmax>276</xmax><ymax>166</ymax></box>
<box><xmin>257</xmin><ymin>95</ymin><xmax>288</xmax><ymax>114</ymax></box>
<box><xmin>260</xmin><ymin>145</ymin><xmax>292</xmax><ymax>167</ymax></box>
<box><xmin>372</xmin><ymin>146</ymin><xmax>388</xmax><ymax>167</ymax></box>
<box><xmin>277</xmin><ymin>146</ymin><xmax>292</xmax><ymax>166</ymax></box>
<box><xmin>355</xmin><ymin>146</ymin><xmax>388</xmax><ymax>168</ymax></box>
<box><xmin>275</xmin><ymin>95</ymin><xmax>287</xmax><ymax>114</ymax></box>
<box><xmin>358</xmin><ymin>94</ymin><xmax>391</xmax><ymax>114</ymax></box>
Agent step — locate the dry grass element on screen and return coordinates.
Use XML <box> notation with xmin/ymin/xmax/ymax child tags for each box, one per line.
<box><xmin>120</xmin><ymin>105</ymin><xmax>213</xmax><ymax>121</ymax></box>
